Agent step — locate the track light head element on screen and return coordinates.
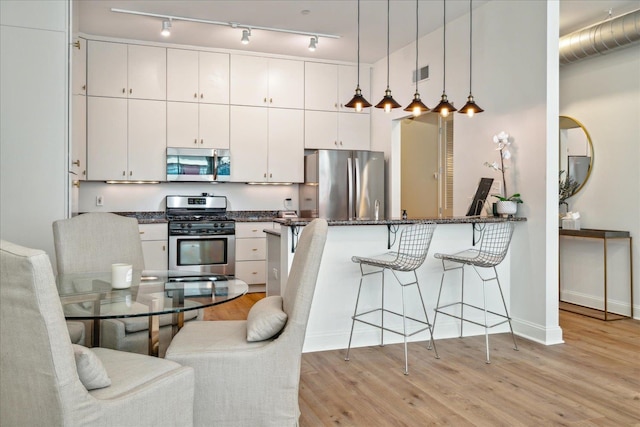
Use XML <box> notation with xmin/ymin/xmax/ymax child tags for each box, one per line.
<box><xmin>161</xmin><ymin>20</ymin><xmax>171</xmax><ymax>37</ymax></box>
<box><xmin>241</xmin><ymin>29</ymin><xmax>251</xmax><ymax>44</ymax></box>
<box><xmin>308</xmin><ymin>36</ymin><xmax>318</xmax><ymax>52</ymax></box>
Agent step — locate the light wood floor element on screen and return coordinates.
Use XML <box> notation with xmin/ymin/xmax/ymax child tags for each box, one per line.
<box><xmin>204</xmin><ymin>294</ymin><xmax>640</xmax><ymax>426</ymax></box>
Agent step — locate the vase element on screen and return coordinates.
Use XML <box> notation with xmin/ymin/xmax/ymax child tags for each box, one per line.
<box><xmin>496</xmin><ymin>200</ymin><xmax>518</xmax><ymax>216</ymax></box>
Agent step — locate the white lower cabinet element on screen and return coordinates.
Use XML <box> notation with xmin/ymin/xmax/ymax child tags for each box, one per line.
<box><xmin>139</xmin><ymin>223</ymin><xmax>168</xmax><ymax>271</ymax></box>
<box><xmin>235</xmin><ymin>222</ymin><xmax>273</xmax><ymax>286</ymax></box>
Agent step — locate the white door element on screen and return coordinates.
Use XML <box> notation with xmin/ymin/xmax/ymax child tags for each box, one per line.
<box><xmin>127</xmin><ymin>44</ymin><xmax>166</xmax><ymax>100</ymax></box>
<box><xmin>230</xmin><ymin>106</ymin><xmax>268</xmax><ymax>182</ymax></box>
<box><xmin>268</xmin><ymin>108</ymin><xmax>303</xmax><ymax>183</ymax></box>
<box><xmin>199</xmin><ymin>52</ymin><xmax>229</xmax><ymax>104</ymax></box>
<box><xmin>71</xmin><ymin>37</ymin><xmax>86</xmax><ymax>95</ymax></box>
<box><xmin>338</xmin><ymin>113</ymin><xmax>370</xmax><ymax>151</ymax></box>
<box><xmin>87</xmin><ymin>41</ymin><xmax>127</xmax><ymax>98</ymax></box>
<box><xmin>167</xmin><ymin>48</ymin><xmax>199</xmax><ymax>102</ymax></box>
<box><xmin>71</xmin><ymin>94</ymin><xmax>86</xmax><ymax>180</ymax></box>
<box><xmin>199</xmin><ymin>104</ymin><xmax>230</xmax><ymax>149</ymax></box>
<box><xmin>128</xmin><ymin>99</ymin><xmax>166</xmax><ymax>181</ymax></box>
<box><xmin>87</xmin><ymin>96</ymin><xmax>127</xmax><ymax>180</ymax></box>
<box><xmin>167</xmin><ymin>102</ymin><xmax>199</xmax><ymax>148</ymax></box>
<box><xmin>304</xmin><ymin>110</ymin><xmax>338</xmax><ymax>150</ymax></box>
<box><xmin>230</xmin><ymin>55</ymin><xmax>268</xmax><ymax>107</ymax></box>
<box><xmin>304</xmin><ymin>62</ymin><xmax>338</xmax><ymax>111</ymax></box>
<box><xmin>268</xmin><ymin>58</ymin><xmax>303</xmax><ymax>109</ymax></box>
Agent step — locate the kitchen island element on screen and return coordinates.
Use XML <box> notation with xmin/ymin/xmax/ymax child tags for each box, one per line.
<box><xmin>269</xmin><ymin>216</ymin><xmax>526</xmax><ymax>353</ymax></box>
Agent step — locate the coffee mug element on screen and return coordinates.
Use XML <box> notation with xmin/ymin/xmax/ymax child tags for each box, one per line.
<box><xmin>111</xmin><ymin>263</ymin><xmax>133</xmax><ymax>289</ymax></box>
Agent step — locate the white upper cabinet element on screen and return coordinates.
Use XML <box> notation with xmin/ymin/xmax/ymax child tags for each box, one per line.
<box><xmin>305</xmin><ymin>62</ymin><xmax>371</xmax><ymax>113</ymax></box>
<box><xmin>71</xmin><ymin>94</ymin><xmax>86</xmax><ymax>180</ymax></box>
<box><xmin>230</xmin><ymin>106</ymin><xmax>303</xmax><ymax>183</ymax></box>
<box><xmin>305</xmin><ymin>110</ymin><xmax>370</xmax><ymax>151</ymax></box>
<box><xmin>230</xmin><ymin>55</ymin><xmax>303</xmax><ymax>109</ymax></box>
<box><xmin>167</xmin><ymin>102</ymin><xmax>229</xmax><ymax>149</ymax></box>
<box><xmin>87</xmin><ymin>40</ymin><xmax>166</xmax><ymax>100</ymax></box>
<box><xmin>167</xmin><ymin>49</ymin><xmax>229</xmax><ymax>104</ymax></box>
<box><xmin>87</xmin><ymin>97</ymin><xmax>166</xmax><ymax>181</ymax></box>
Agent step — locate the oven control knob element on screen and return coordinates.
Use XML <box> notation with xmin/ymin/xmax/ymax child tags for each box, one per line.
<box><xmin>187</xmin><ymin>223</ymin><xmax>192</xmax><ymax>228</ymax></box>
<box><xmin>180</xmin><ymin>223</ymin><xmax>186</xmax><ymax>228</ymax></box>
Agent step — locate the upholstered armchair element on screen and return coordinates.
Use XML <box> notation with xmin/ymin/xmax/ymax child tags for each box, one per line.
<box><xmin>53</xmin><ymin>212</ymin><xmax>198</xmax><ymax>356</ymax></box>
<box><xmin>0</xmin><ymin>240</ymin><xmax>195</xmax><ymax>427</ymax></box>
<box><xmin>166</xmin><ymin>218</ymin><xmax>328</xmax><ymax>427</ymax></box>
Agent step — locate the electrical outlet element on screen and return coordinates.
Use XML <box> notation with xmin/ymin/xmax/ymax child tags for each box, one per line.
<box><xmin>96</xmin><ymin>195</ymin><xmax>104</xmax><ymax>206</ymax></box>
<box><xmin>272</xmin><ymin>268</ymin><xmax>278</xmax><ymax>280</ymax></box>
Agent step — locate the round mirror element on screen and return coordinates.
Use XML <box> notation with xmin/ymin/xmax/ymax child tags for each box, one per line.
<box><xmin>559</xmin><ymin>116</ymin><xmax>594</xmax><ymax>200</ymax></box>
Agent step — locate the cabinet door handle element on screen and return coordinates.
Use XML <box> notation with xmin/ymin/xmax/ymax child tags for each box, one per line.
<box><xmin>200</xmin><ymin>139</ymin><xmax>204</xmax><ymax>144</ymax></box>
<box><xmin>263</xmin><ymin>173</ymin><xmax>267</xmax><ymax>178</ymax></box>
<box><xmin>129</xmin><ymin>171</ymin><xmax>133</xmax><ymax>176</ymax></box>
<box><xmin>194</xmin><ymin>139</ymin><xmax>198</xmax><ymax>145</ymax></box>
<box><xmin>334</xmin><ymin>102</ymin><xmax>338</xmax><ymax>109</ymax></box>
<box><xmin>139</xmin><ymin>231</ymin><xmax>145</xmax><ymax>234</ymax></box>
<box><xmin>194</xmin><ymin>93</ymin><xmax>198</xmax><ymax>98</ymax></box>
<box><xmin>129</xmin><ymin>88</ymin><xmax>132</xmax><ymax>94</ymax></box>
<box><xmin>82</xmin><ymin>85</ymin><xmax>86</xmax><ymax>91</ymax></box>
<box><xmin>263</xmin><ymin>97</ymin><xmax>267</xmax><ymax>103</ymax></box>
<box><xmin>269</xmin><ymin>98</ymin><xmax>273</xmax><ymax>104</ymax></box>
<box><xmin>72</xmin><ymin>160</ymin><xmax>80</xmax><ymax>167</ymax></box>
<box><xmin>200</xmin><ymin>93</ymin><xmax>204</xmax><ymax>99</ymax></box>
<box><xmin>122</xmin><ymin>171</ymin><xmax>126</xmax><ymax>176</ymax></box>
<box><xmin>252</xmin><ymin>248</ymin><xmax>258</xmax><ymax>251</ymax></box>
<box><xmin>122</xmin><ymin>88</ymin><xmax>126</xmax><ymax>94</ymax></box>
<box><xmin>269</xmin><ymin>173</ymin><xmax>272</xmax><ymax>178</ymax></box>
<box><xmin>162</xmin><ymin>245</ymin><xmax>166</xmax><ymax>251</ymax></box>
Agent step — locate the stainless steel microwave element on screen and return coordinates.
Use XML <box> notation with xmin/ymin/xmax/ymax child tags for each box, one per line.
<box><xmin>166</xmin><ymin>148</ymin><xmax>231</xmax><ymax>182</ymax></box>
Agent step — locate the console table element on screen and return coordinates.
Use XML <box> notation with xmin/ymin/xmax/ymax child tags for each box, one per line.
<box><xmin>559</xmin><ymin>228</ymin><xmax>633</xmax><ymax>320</ymax></box>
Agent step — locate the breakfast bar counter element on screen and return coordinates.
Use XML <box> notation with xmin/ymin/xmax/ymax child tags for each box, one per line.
<box><xmin>270</xmin><ymin>217</ymin><xmax>526</xmax><ymax>353</ymax></box>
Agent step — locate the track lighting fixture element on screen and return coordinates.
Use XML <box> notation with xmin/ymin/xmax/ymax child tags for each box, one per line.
<box><xmin>404</xmin><ymin>0</ymin><xmax>429</xmax><ymax>117</ymax></box>
<box><xmin>432</xmin><ymin>0</ymin><xmax>457</xmax><ymax>118</ymax></box>
<box><xmin>111</xmin><ymin>8</ymin><xmax>340</xmax><ymax>51</ymax></box>
<box><xmin>458</xmin><ymin>0</ymin><xmax>484</xmax><ymax>117</ymax></box>
<box><xmin>161</xmin><ymin>19</ymin><xmax>171</xmax><ymax>37</ymax></box>
<box><xmin>241</xmin><ymin>29</ymin><xmax>251</xmax><ymax>45</ymax></box>
<box><xmin>308</xmin><ymin>36</ymin><xmax>318</xmax><ymax>51</ymax></box>
<box><xmin>375</xmin><ymin>0</ymin><xmax>401</xmax><ymax>113</ymax></box>
<box><xmin>345</xmin><ymin>0</ymin><xmax>371</xmax><ymax>112</ymax></box>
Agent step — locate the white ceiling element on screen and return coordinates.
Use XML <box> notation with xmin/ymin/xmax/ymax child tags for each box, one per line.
<box><xmin>77</xmin><ymin>0</ymin><xmax>640</xmax><ymax>64</ymax></box>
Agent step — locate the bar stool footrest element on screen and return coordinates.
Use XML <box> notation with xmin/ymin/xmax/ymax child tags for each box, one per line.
<box><xmin>353</xmin><ymin>308</ymin><xmax>433</xmax><ymax>338</ymax></box>
<box><xmin>435</xmin><ymin>302</ymin><xmax>511</xmax><ymax>329</ymax></box>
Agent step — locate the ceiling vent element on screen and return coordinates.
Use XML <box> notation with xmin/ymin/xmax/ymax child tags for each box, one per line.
<box><xmin>559</xmin><ymin>9</ymin><xmax>640</xmax><ymax>65</ymax></box>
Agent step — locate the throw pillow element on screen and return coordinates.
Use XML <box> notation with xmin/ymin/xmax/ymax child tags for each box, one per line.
<box><xmin>72</xmin><ymin>344</ymin><xmax>111</xmax><ymax>390</ymax></box>
<box><xmin>246</xmin><ymin>296</ymin><xmax>288</xmax><ymax>342</ymax></box>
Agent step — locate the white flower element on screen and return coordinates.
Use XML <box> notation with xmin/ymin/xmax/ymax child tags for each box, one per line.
<box><xmin>484</xmin><ymin>161</ymin><xmax>500</xmax><ymax>171</ymax></box>
<box><xmin>502</xmin><ymin>149</ymin><xmax>511</xmax><ymax>160</ymax></box>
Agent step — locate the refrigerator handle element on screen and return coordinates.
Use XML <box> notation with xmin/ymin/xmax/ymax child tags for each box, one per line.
<box><xmin>347</xmin><ymin>156</ymin><xmax>354</xmax><ymax>219</ymax></box>
<box><xmin>354</xmin><ymin>156</ymin><xmax>361</xmax><ymax>219</ymax></box>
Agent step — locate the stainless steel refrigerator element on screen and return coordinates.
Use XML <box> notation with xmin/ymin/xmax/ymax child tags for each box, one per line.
<box><xmin>299</xmin><ymin>150</ymin><xmax>385</xmax><ymax>220</ymax></box>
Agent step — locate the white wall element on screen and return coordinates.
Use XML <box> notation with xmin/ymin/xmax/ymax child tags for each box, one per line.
<box><xmin>372</xmin><ymin>1</ymin><xmax>562</xmax><ymax>343</ymax></box>
<box><xmin>560</xmin><ymin>44</ymin><xmax>640</xmax><ymax>317</ymax></box>
<box><xmin>78</xmin><ymin>181</ymin><xmax>299</xmax><ymax>213</ymax></box>
<box><xmin>0</xmin><ymin>0</ymin><xmax>69</xmax><ymax>261</ymax></box>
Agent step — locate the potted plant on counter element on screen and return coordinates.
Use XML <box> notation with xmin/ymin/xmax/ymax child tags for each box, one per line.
<box><xmin>484</xmin><ymin>131</ymin><xmax>523</xmax><ymax>216</ymax></box>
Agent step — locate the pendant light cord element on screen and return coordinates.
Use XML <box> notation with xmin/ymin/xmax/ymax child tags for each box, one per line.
<box><xmin>386</xmin><ymin>0</ymin><xmax>390</xmax><ymax>89</ymax></box>
<box><xmin>356</xmin><ymin>0</ymin><xmax>361</xmax><ymax>88</ymax></box>
<box><xmin>442</xmin><ymin>0</ymin><xmax>446</xmax><ymax>93</ymax></box>
<box><xmin>468</xmin><ymin>0</ymin><xmax>473</xmax><ymax>94</ymax></box>
<box><xmin>414</xmin><ymin>0</ymin><xmax>419</xmax><ymax>93</ymax></box>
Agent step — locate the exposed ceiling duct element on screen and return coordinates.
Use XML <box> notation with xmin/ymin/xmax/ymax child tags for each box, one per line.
<box><xmin>559</xmin><ymin>9</ymin><xmax>640</xmax><ymax>65</ymax></box>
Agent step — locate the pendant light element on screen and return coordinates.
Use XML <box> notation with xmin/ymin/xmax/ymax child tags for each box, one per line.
<box><xmin>458</xmin><ymin>0</ymin><xmax>484</xmax><ymax>117</ymax></box>
<box><xmin>345</xmin><ymin>0</ymin><xmax>371</xmax><ymax>112</ymax></box>
<box><xmin>431</xmin><ymin>0</ymin><xmax>457</xmax><ymax>117</ymax></box>
<box><xmin>404</xmin><ymin>0</ymin><xmax>429</xmax><ymax>117</ymax></box>
<box><xmin>374</xmin><ymin>0</ymin><xmax>401</xmax><ymax>113</ymax></box>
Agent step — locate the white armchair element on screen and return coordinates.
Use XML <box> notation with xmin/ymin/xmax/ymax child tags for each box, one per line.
<box><xmin>166</xmin><ymin>218</ymin><xmax>328</xmax><ymax>427</ymax></box>
<box><xmin>0</xmin><ymin>240</ymin><xmax>195</xmax><ymax>427</ymax></box>
<box><xmin>53</xmin><ymin>212</ymin><xmax>197</xmax><ymax>356</ymax></box>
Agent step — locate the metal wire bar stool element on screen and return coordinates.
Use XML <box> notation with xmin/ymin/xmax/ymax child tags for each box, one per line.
<box><xmin>433</xmin><ymin>221</ymin><xmax>518</xmax><ymax>363</ymax></box>
<box><xmin>345</xmin><ymin>222</ymin><xmax>439</xmax><ymax>375</ymax></box>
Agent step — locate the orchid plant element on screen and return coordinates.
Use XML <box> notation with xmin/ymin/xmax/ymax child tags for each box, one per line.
<box><xmin>484</xmin><ymin>131</ymin><xmax>523</xmax><ymax>203</ymax></box>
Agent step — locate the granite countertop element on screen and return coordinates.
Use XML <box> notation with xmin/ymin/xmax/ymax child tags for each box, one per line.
<box><xmin>274</xmin><ymin>216</ymin><xmax>528</xmax><ymax>227</ymax></box>
<box><xmin>113</xmin><ymin>211</ymin><xmax>282</xmax><ymax>224</ymax></box>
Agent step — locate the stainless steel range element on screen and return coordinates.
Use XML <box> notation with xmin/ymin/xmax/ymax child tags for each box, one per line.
<box><xmin>167</xmin><ymin>195</ymin><xmax>235</xmax><ymax>276</ymax></box>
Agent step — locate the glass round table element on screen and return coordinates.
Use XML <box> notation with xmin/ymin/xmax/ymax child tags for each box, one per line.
<box><xmin>56</xmin><ymin>270</ymin><xmax>248</xmax><ymax>356</ymax></box>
